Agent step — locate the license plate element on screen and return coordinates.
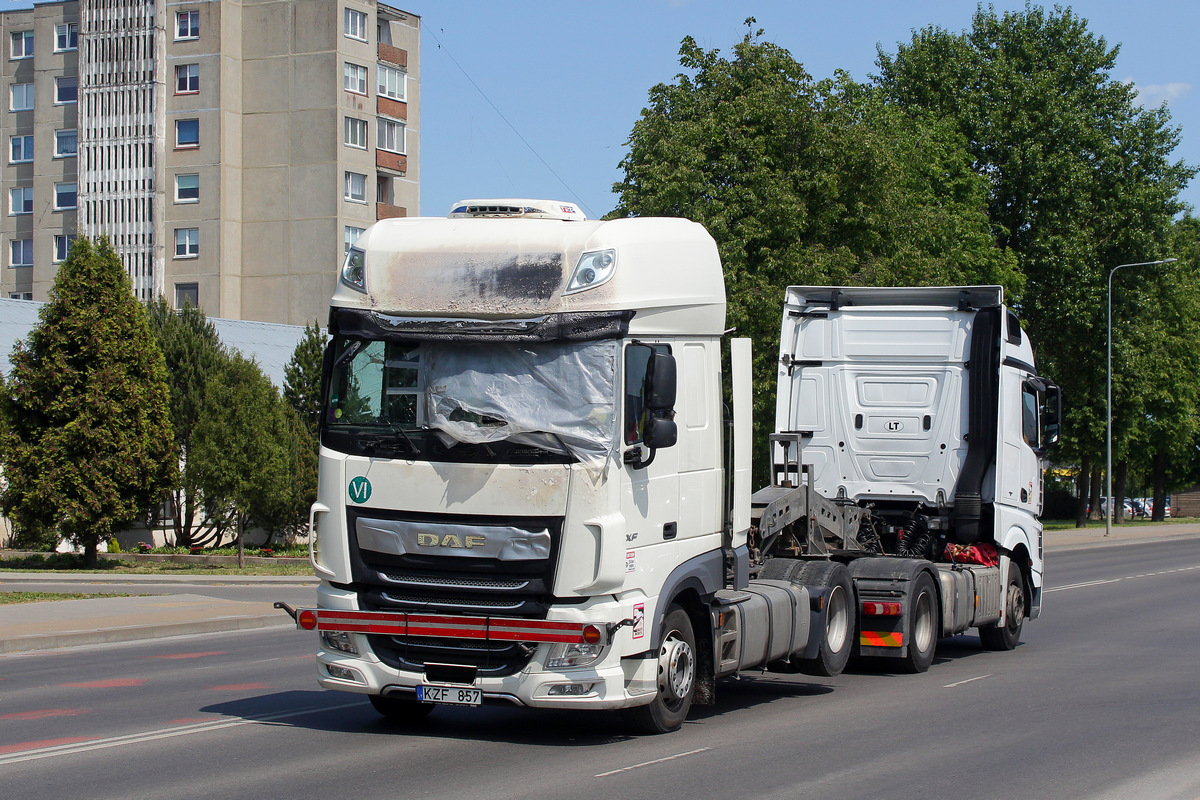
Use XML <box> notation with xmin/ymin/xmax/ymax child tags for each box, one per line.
<box><xmin>417</xmin><ymin>684</ymin><xmax>481</xmax><ymax>707</ymax></box>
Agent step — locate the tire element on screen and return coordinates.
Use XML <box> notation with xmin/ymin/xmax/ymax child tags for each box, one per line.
<box><xmin>794</xmin><ymin>561</ymin><xmax>855</xmax><ymax>677</ymax></box>
<box><xmin>900</xmin><ymin>571</ymin><xmax>938</xmax><ymax>673</ymax></box>
<box><xmin>369</xmin><ymin>693</ymin><xmax>435</xmax><ymax>722</ymax></box>
<box><xmin>759</xmin><ymin>557</ymin><xmax>803</xmax><ymax>582</ymax></box>
<box><xmin>625</xmin><ymin>605</ymin><xmax>697</xmax><ymax>734</ymax></box>
<box><xmin>979</xmin><ymin>559</ymin><xmax>1026</xmax><ymax>651</ymax></box>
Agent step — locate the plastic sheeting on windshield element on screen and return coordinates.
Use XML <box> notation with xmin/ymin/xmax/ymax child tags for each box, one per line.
<box><xmin>425</xmin><ymin>339</ymin><xmax>618</xmax><ymax>472</ymax></box>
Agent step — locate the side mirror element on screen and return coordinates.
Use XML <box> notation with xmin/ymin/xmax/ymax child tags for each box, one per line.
<box><xmin>645</xmin><ymin>352</ymin><xmax>676</xmax><ymax>410</ymax></box>
<box><xmin>643</xmin><ymin>416</ymin><xmax>677</xmax><ymax>449</ymax></box>
<box><xmin>1042</xmin><ymin>382</ymin><xmax>1062</xmax><ymax>449</ymax></box>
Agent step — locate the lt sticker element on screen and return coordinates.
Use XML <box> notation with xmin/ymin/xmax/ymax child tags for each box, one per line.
<box><xmin>632</xmin><ymin>603</ymin><xmax>645</xmax><ymax>639</ymax></box>
<box><xmin>348</xmin><ymin>476</ymin><xmax>372</xmax><ymax>504</ymax></box>
<box><xmin>625</xmin><ymin>550</ymin><xmax>636</xmax><ymax>573</ymax></box>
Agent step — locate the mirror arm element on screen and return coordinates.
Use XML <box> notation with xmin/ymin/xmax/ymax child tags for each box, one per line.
<box><xmin>623</xmin><ymin>445</ymin><xmax>656</xmax><ymax>470</ymax></box>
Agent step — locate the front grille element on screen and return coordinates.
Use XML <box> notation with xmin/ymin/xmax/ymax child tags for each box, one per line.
<box><xmin>347</xmin><ymin>507</ymin><xmax>562</xmax><ymax>677</ymax></box>
<box><xmin>379</xmin><ymin>571</ymin><xmax>530</xmax><ymax>591</ymax></box>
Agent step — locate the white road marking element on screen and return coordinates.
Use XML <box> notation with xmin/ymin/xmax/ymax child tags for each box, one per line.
<box><xmin>0</xmin><ymin>700</ymin><xmax>366</xmax><ymax>766</ymax></box>
<box><xmin>944</xmin><ymin>674</ymin><xmax>993</xmax><ymax>688</ymax></box>
<box><xmin>1046</xmin><ymin>563</ymin><xmax>1200</xmax><ymax>594</ymax></box>
<box><xmin>595</xmin><ymin>747</ymin><xmax>712</xmax><ymax>778</ymax></box>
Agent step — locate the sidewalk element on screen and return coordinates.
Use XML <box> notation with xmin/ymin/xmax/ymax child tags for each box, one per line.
<box><xmin>1044</xmin><ymin>520</ymin><xmax>1200</xmax><ymax>550</ymax></box>
<box><xmin>2</xmin><ymin>524</ymin><xmax>1198</xmax><ymax>655</ymax></box>
<box><xmin>0</xmin><ymin>571</ymin><xmax>318</xmax><ymax>654</ymax></box>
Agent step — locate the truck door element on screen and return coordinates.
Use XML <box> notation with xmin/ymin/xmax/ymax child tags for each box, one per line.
<box><xmin>621</xmin><ymin>342</ymin><xmax>681</xmax><ymax>567</ymax></box>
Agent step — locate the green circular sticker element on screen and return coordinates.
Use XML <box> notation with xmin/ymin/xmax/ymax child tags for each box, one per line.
<box><xmin>348</xmin><ymin>476</ymin><xmax>372</xmax><ymax>504</ymax></box>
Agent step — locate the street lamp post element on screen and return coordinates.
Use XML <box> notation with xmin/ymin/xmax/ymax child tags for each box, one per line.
<box><xmin>1106</xmin><ymin>258</ymin><xmax>1177</xmax><ymax>536</ymax></box>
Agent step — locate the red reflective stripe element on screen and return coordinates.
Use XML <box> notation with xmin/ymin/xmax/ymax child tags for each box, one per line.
<box><xmin>319</xmin><ymin>610</ymin><xmax>405</xmax><ymax>623</ymax></box>
<box><xmin>408</xmin><ymin>618</ymin><xmax>492</xmax><ymax>628</ymax></box>
<box><xmin>488</xmin><ymin>629</ymin><xmax>582</xmax><ymax>643</ymax></box>
<box><xmin>407</xmin><ymin>625</ymin><xmax>492</xmax><ymax>639</ymax></box>
<box><xmin>310</xmin><ymin>609</ymin><xmax>592</xmax><ymax>644</ymax></box>
<box><xmin>489</xmin><ymin>618</ymin><xmax>581</xmax><ymax>632</ymax></box>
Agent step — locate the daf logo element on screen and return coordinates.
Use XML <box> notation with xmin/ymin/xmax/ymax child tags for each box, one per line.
<box><xmin>417</xmin><ymin>532</ymin><xmax>488</xmax><ymax>549</ymax></box>
<box><xmin>887</xmin><ymin>420</ymin><xmax>903</xmax><ymax>432</ymax></box>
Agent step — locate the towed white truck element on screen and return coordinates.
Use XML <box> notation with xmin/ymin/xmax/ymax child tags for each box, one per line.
<box><xmin>278</xmin><ymin>199</ymin><xmax>1061</xmax><ymax>733</ymax></box>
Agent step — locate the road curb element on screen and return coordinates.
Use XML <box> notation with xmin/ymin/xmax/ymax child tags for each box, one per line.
<box><xmin>0</xmin><ymin>572</ymin><xmax>318</xmax><ymax>585</ymax></box>
<box><xmin>1044</xmin><ymin>530</ymin><xmax>1200</xmax><ymax>552</ymax></box>
<box><xmin>0</xmin><ymin>613</ymin><xmax>295</xmax><ymax>655</ymax></box>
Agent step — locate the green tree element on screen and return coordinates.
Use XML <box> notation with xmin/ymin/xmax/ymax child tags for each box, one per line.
<box><xmin>613</xmin><ymin>22</ymin><xmax>1016</xmax><ymax>472</ymax></box>
<box><xmin>190</xmin><ymin>353</ymin><xmax>315</xmax><ymax>563</ymax></box>
<box><xmin>875</xmin><ymin>5</ymin><xmax>1196</xmax><ymax>523</ymax></box>
<box><xmin>259</xmin><ymin>406</ymin><xmax>319</xmax><ymax>545</ymax></box>
<box><xmin>0</xmin><ymin>237</ymin><xmax>175</xmax><ymax>565</ymax></box>
<box><xmin>146</xmin><ymin>299</ymin><xmax>228</xmax><ymax>547</ymax></box>
<box><xmin>283</xmin><ymin>321</ymin><xmax>327</xmax><ymax>437</ymax></box>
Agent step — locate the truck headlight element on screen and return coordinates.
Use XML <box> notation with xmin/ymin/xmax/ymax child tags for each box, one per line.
<box><xmin>340</xmin><ymin>247</ymin><xmax>366</xmax><ymax>293</ymax></box>
<box><xmin>564</xmin><ymin>249</ymin><xmax>616</xmax><ymax>295</ymax></box>
<box><xmin>545</xmin><ymin>641</ymin><xmax>605</xmax><ymax>669</ymax></box>
<box><xmin>320</xmin><ymin>630</ymin><xmax>359</xmax><ymax>655</ymax></box>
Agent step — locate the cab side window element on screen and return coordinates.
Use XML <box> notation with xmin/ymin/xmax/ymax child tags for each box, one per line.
<box><xmin>1021</xmin><ymin>385</ymin><xmax>1040</xmax><ymax>449</ymax></box>
<box><xmin>624</xmin><ymin>343</ymin><xmax>670</xmax><ymax>445</ymax></box>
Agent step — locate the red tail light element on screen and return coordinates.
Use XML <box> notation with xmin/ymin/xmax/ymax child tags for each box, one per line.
<box><xmin>298</xmin><ymin>609</ymin><xmax>318</xmax><ymax>630</ymax></box>
<box><xmin>862</xmin><ymin>601</ymin><xmax>902</xmax><ymax>616</ymax></box>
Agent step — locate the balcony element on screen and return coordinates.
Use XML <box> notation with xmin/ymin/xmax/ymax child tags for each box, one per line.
<box><xmin>376</xmin><ymin>149</ymin><xmax>407</xmax><ymax>175</ymax></box>
<box><xmin>377</xmin><ymin>95</ymin><xmax>406</xmax><ymax>121</ymax></box>
<box><xmin>378</xmin><ymin>43</ymin><xmax>407</xmax><ymax>68</ymax></box>
<box><xmin>377</xmin><ymin>203</ymin><xmax>406</xmax><ymax>220</ymax></box>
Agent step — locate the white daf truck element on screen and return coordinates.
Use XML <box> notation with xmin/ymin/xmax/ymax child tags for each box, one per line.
<box><xmin>279</xmin><ymin>199</ymin><xmax>1061</xmax><ymax>733</ymax></box>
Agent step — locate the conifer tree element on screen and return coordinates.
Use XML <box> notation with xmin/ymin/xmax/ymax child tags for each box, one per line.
<box><xmin>0</xmin><ymin>237</ymin><xmax>175</xmax><ymax>565</ymax></box>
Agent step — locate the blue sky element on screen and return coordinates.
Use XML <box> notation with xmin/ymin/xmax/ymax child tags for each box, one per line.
<box><xmin>10</xmin><ymin>1</ymin><xmax>1196</xmax><ymax>220</ymax></box>
<box><xmin>400</xmin><ymin>0</ymin><xmax>1198</xmax><ymax>219</ymax></box>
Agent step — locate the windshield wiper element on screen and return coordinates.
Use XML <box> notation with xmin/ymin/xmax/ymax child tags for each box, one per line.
<box><xmin>359</xmin><ymin>422</ymin><xmax>420</xmax><ymax>456</ymax></box>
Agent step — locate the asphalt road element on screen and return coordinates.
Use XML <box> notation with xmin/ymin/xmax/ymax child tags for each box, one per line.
<box><xmin>2</xmin><ymin>538</ymin><xmax>1199</xmax><ymax>800</ymax></box>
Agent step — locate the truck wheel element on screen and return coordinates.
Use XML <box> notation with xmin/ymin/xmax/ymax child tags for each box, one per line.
<box><xmin>759</xmin><ymin>557</ymin><xmax>803</xmax><ymax>582</ymax></box>
<box><xmin>979</xmin><ymin>560</ymin><xmax>1025</xmax><ymax>651</ymax></box>
<box><xmin>625</xmin><ymin>605</ymin><xmax>696</xmax><ymax>734</ymax></box>
<box><xmin>794</xmin><ymin>561</ymin><xmax>855</xmax><ymax>677</ymax></box>
<box><xmin>900</xmin><ymin>571</ymin><xmax>938</xmax><ymax>673</ymax></box>
<box><xmin>369</xmin><ymin>693</ymin><xmax>435</xmax><ymax>722</ymax></box>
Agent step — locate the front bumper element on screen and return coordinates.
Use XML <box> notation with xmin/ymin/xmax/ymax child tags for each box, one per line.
<box><xmin>291</xmin><ymin>588</ymin><xmax>659</xmax><ymax>710</ymax></box>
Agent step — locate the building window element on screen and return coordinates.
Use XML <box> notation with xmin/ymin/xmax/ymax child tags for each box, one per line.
<box><xmin>55</xmin><ymin>23</ymin><xmax>78</xmax><ymax>52</ymax></box>
<box><xmin>344</xmin><ymin>225</ymin><xmax>365</xmax><ymax>253</ymax></box>
<box><xmin>55</xmin><ymin>76</ymin><xmax>79</xmax><ymax>104</ymax></box>
<box><xmin>175</xmin><ymin>64</ymin><xmax>199</xmax><ymax>94</ymax></box>
<box><xmin>175</xmin><ymin>119</ymin><xmax>200</xmax><ymax>148</ymax></box>
<box><xmin>10</xmin><ymin>30</ymin><xmax>33</xmax><ymax>60</ymax></box>
<box><xmin>54</xmin><ymin>129</ymin><xmax>77</xmax><ymax>158</ymax></box>
<box><xmin>10</xmin><ymin>83</ymin><xmax>34</xmax><ymax>111</ymax></box>
<box><xmin>174</xmin><ymin>228</ymin><xmax>199</xmax><ymax>258</ymax></box>
<box><xmin>176</xmin><ymin>10</ymin><xmax>200</xmax><ymax>40</ymax></box>
<box><xmin>9</xmin><ymin>187</ymin><xmax>32</xmax><ymax>215</ymax></box>
<box><xmin>344</xmin><ymin>171</ymin><xmax>366</xmax><ymax>203</ymax></box>
<box><xmin>10</xmin><ymin>135</ymin><xmax>33</xmax><ymax>163</ymax></box>
<box><xmin>54</xmin><ymin>182</ymin><xmax>77</xmax><ymax>210</ymax></box>
<box><xmin>377</xmin><ymin>118</ymin><xmax>405</xmax><ymax>154</ymax></box>
<box><xmin>175</xmin><ymin>173</ymin><xmax>200</xmax><ymax>203</ymax></box>
<box><xmin>53</xmin><ymin>234</ymin><xmax>76</xmax><ymax>263</ymax></box>
<box><xmin>377</xmin><ymin>64</ymin><xmax>406</xmax><ymax>101</ymax></box>
<box><xmin>175</xmin><ymin>283</ymin><xmax>199</xmax><ymax>309</ymax></box>
<box><xmin>377</xmin><ymin>175</ymin><xmax>393</xmax><ymax>205</ymax></box>
<box><xmin>344</xmin><ymin>8</ymin><xmax>367</xmax><ymax>41</ymax></box>
<box><xmin>344</xmin><ymin>117</ymin><xmax>367</xmax><ymax>149</ymax></box>
<box><xmin>344</xmin><ymin>62</ymin><xmax>368</xmax><ymax>95</ymax></box>
<box><xmin>10</xmin><ymin>239</ymin><xmax>33</xmax><ymax>268</ymax></box>
<box><xmin>9</xmin><ymin>292</ymin><xmax>33</xmax><ymax>300</ymax></box>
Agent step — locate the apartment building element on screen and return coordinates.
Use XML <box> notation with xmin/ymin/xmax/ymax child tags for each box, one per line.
<box><xmin>1</xmin><ymin>0</ymin><xmax>419</xmax><ymax>325</ymax></box>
